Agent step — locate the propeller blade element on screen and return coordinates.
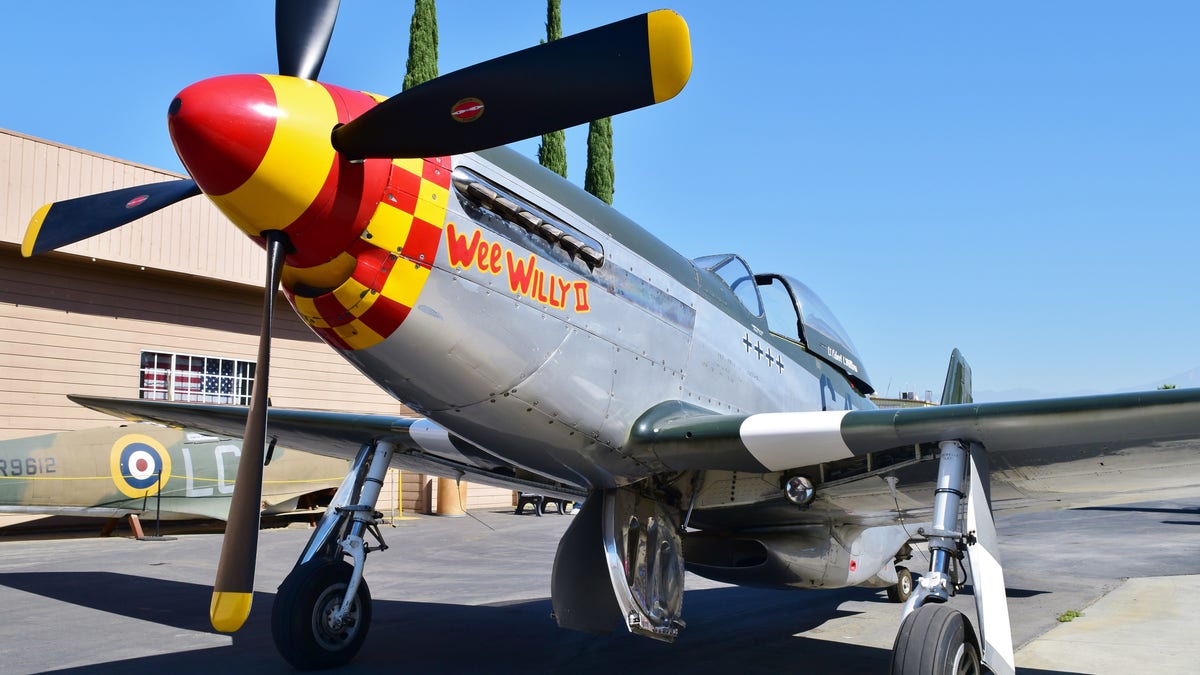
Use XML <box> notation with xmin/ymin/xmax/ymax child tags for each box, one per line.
<box><xmin>332</xmin><ymin>9</ymin><xmax>691</xmax><ymax>159</ymax></box>
<box><xmin>210</xmin><ymin>231</ymin><xmax>288</xmax><ymax>633</ymax></box>
<box><xmin>22</xmin><ymin>179</ymin><xmax>200</xmax><ymax>257</ymax></box>
<box><xmin>276</xmin><ymin>0</ymin><xmax>341</xmax><ymax>80</ymax></box>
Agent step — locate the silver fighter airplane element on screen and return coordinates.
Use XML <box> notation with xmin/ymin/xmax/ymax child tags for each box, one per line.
<box><xmin>21</xmin><ymin>4</ymin><xmax>1200</xmax><ymax>673</ymax></box>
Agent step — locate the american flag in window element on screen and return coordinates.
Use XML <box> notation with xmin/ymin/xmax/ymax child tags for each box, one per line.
<box><xmin>139</xmin><ymin>351</ymin><xmax>255</xmax><ymax>405</ymax></box>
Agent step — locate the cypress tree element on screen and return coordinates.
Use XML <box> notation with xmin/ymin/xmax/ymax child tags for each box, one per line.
<box><xmin>403</xmin><ymin>0</ymin><xmax>438</xmax><ymax>90</ymax></box>
<box><xmin>584</xmin><ymin>116</ymin><xmax>614</xmax><ymax>204</ymax></box>
<box><xmin>537</xmin><ymin>0</ymin><xmax>568</xmax><ymax>178</ymax></box>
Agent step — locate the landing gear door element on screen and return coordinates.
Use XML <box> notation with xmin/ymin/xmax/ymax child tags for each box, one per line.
<box><xmin>602</xmin><ymin>488</ymin><xmax>685</xmax><ymax>641</ymax></box>
<box><xmin>551</xmin><ymin>488</ymin><xmax>686</xmax><ymax>642</ymax></box>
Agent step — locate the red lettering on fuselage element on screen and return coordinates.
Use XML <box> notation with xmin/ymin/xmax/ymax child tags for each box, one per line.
<box><xmin>447</xmin><ymin>223</ymin><xmax>592</xmax><ymax>314</ymax></box>
<box><xmin>573</xmin><ymin>281</ymin><xmax>590</xmax><ymax>312</ymax></box>
<box><xmin>551</xmin><ymin>276</ymin><xmax>570</xmax><ymax>310</ymax></box>
<box><xmin>487</xmin><ymin>242</ymin><xmax>503</xmax><ymax>274</ymax></box>
<box><xmin>446</xmin><ymin>222</ymin><xmax>482</xmax><ymax>270</ymax></box>
<box><xmin>505</xmin><ymin>250</ymin><xmax>537</xmax><ymax>295</ymax></box>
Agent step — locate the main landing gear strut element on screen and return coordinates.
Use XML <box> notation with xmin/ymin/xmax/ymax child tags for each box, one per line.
<box><xmin>272</xmin><ymin>440</ymin><xmax>395</xmax><ymax>670</ymax></box>
<box><xmin>890</xmin><ymin>440</ymin><xmax>1015</xmax><ymax>675</ymax></box>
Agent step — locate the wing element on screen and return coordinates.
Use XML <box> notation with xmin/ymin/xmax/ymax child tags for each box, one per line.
<box><xmin>630</xmin><ymin>389</ymin><xmax>1200</xmax><ymax>511</ymax></box>
<box><xmin>69</xmin><ymin>395</ymin><xmax>585</xmax><ymax>499</ymax></box>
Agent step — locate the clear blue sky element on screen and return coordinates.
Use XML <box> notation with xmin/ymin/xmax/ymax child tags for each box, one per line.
<box><xmin>3</xmin><ymin>2</ymin><xmax>1197</xmax><ymax>399</ymax></box>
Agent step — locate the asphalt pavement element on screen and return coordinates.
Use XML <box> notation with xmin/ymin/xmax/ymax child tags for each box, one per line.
<box><xmin>0</xmin><ymin>495</ymin><xmax>1197</xmax><ymax>674</ymax></box>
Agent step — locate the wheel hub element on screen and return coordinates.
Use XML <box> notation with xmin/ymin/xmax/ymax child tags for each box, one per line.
<box><xmin>312</xmin><ymin>584</ymin><xmax>359</xmax><ymax>649</ymax></box>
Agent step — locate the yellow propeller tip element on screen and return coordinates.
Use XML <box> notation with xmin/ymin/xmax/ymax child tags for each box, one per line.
<box><xmin>210</xmin><ymin>591</ymin><xmax>254</xmax><ymax>632</ymax></box>
<box><xmin>647</xmin><ymin>10</ymin><xmax>692</xmax><ymax>104</ymax></box>
<box><xmin>22</xmin><ymin>204</ymin><xmax>52</xmax><ymax>257</ymax></box>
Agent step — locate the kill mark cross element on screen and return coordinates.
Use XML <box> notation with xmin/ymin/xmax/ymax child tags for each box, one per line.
<box><xmin>742</xmin><ymin>334</ymin><xmax>785</xmax><ymax>373</ymax></box>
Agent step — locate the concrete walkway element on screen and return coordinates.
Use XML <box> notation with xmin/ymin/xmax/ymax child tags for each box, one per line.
<box><xmin>1017</xmin><ymin>575</ymin><xmax>1198</xmax><ymax>673</ymax></box>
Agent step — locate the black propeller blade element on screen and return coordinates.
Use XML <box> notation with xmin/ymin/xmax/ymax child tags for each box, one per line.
<box><xmin>208</xmin><ymin>0</ymin><xmax>344</xmax><ymax>627</ymax></box>
<box><xmin>22</xmin><ymin>0</ymin><xmax>344</xmax><ymax>257</ymax></box>
<box><xmin>276</xmin><ymin>0</ymin><xmax>341</xmax><ymax>80</ymax></box>
<box><xmin>22</xmin><ymin>179</ymin><xmax>200</xmax><ymax>257</ymax></box>
<box><xmin>210</xmin><ymin>230</ymin><xmax>288</xmax><ymax>633</ymax></box>
<box><xmin>332</xmin><ymin>9</ymin><xmax>691</xmax><ymax>159</ymax></box>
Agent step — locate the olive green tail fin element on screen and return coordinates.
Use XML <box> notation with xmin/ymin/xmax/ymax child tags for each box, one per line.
<box><xmin>940</xmin><ymin>348</ymin><xmax>973</xmax><ymax>405</ymax></box>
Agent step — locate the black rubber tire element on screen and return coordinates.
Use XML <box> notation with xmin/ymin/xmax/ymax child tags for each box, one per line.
<box><xmin>887</xmin><ymin>567</ymin><xmax>914</xmax><ymax>603</ymax></box>
<box><xmin>890</xmin><ymin>604</ymin><xmax>982</xmax><ymax>675</ymax></box>
<box><xmin>271</xmin><ymin>559</ymin><xmax>372</xmax><ymax>670</ymax></box>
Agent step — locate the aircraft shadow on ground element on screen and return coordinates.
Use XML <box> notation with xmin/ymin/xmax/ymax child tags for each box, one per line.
<box><xmin>1078</xmin><ymin>504</ymin><xmax>1200</xmax><ymax>527</ymax></box>
<box><xmin>2</xmin><ymin>570</ymin><xmax>1075</xmax><ymax>675</ymax></box>
<box><xmin>1079</xmin><ymin>505</ymin><xmax>1200</xmax><ymax>516</ymax></box>
<box><xmin>959</xmin><ymin>584</ymin><xmax>1049</xmax><ymax>600</ymax></box>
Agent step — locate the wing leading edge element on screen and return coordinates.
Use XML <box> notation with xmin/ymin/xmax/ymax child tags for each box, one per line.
<box><xmin>630</xmin><ymin>388</ymin><xmax>1200</xmax><ymax>475</ymax></box>
<box><xmin>68</xmin><ymin>395</ymin><xmax>585</xmax><ymax>499</ymax></box>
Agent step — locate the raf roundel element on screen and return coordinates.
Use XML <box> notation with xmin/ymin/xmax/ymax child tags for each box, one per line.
<box><xmin>109</xmin><ymin>434</ymin><xmax>173</xmax><ymax>498</ymax></box>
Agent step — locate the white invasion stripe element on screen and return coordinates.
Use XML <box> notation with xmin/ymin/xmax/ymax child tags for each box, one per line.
<box><xmin>739</xmin><ymin>411</ymin><xmax>854</xmax><ymax>471</ymax></box>
<box><xmin>408</xmin><ymin>419</ymin><xmax>474</xmax><ymax>464</ymax></box>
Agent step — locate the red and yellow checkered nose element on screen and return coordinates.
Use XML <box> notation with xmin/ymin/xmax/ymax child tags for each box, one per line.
<box><xmin>168</xmin><ymin>74</ymin><xmax>391</xmax><ymax>276</ymax></box>
<box><xmin>168</xmin><ymin>74</ymin><xmax>452</xmax><ymax>351</ymax></box>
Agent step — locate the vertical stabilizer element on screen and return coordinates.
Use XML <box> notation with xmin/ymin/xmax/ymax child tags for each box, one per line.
<box><xmin>940</xmin><ymin>349</ymin><xmax>973</xmax><ymax>405</ymax></box>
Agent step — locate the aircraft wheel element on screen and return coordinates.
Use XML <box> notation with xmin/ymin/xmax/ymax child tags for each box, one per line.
<box><xmin>890</xmin><ymin>604</ymin><xmax>981</xmax><ymax>675</ymax></box>
<box><xmin>887</xmin><ymin>566</ymin><xmax>914</xmax><ymax>603</ymax></box>
<box><xmin>272</xmin><ymin>559</ymin><xmax>372</xmax><ymax>670</ymax></box>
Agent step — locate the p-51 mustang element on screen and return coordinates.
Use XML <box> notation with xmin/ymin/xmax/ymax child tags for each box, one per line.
<box><xmin>22</xmin><ymin>3</ymin><xmax>1200</xmax><ymax>673</ymax></box>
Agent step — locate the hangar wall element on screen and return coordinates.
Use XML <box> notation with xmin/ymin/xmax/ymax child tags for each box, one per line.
<box><xmin>1</xmin><ymin>130</ymin><xmax>264</xmax><ymax>285</ymax></box>
<box><xmin>0</xmin><ymin>129</ymin><xmax>514</xmax><ymax>515</ymax></box>
<box><xmin>0</xmin><ymin>247</ymin><xmax>392</xmax><ymax>436</ymax></box>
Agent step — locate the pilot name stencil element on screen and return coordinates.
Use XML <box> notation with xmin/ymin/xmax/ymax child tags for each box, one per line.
<box><xmin>445</xmin><ymin>222</ymin><xmax>591</xmax><ymax>313</ymax></box>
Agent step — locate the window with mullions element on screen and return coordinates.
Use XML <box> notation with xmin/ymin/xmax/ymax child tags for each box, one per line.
<box><xmin>139</xmin><ymin>351</ymin><xmax>256</xmax><ymax>405</ymax></box>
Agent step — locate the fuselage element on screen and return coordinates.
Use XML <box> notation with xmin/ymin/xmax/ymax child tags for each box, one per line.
<box><xmin>330</xmin><ymin>145</ymin><xmax>875</xmax><ymax>488</ymax></box>
<box><xmin>0</xmin><ymin>426</ymin><xmax>346</xmax><ymax>520</ymax></box>
<box><xmin>167</xmin><ymin>73</ymin><xmax>873</xmax><ymax>490</ymax></box>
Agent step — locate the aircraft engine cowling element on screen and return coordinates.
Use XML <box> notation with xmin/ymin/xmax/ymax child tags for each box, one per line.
<box><xmin>170</xmin><ymin>75</ymin><xmax>394</xmax><ymax>273</ymax></box>
<box><xmin>682</xmin><ymin>524</ymin><xmax>912</xmax><ymax>590</ymax></box>
<box><xmin>168</xmin><ymin>74</ymin><xmax>463</xmax><ymax>353</ymax></box>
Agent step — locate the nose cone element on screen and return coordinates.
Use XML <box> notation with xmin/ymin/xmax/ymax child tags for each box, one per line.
<box><xmin>168</xmin><ymin>75</ymin><xmax>276</xmax><ymax>197</ymax></box>
<box><xmin>167</xmin><ymin>74</ymin><xmax>344</xmax><ymax>242</ymax></box>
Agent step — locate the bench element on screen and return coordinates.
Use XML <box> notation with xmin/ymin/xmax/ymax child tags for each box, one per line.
<box><xmin>515</xmin><ymin>492</ymin><xmax>570</xmax><ymax>516</ymax></box>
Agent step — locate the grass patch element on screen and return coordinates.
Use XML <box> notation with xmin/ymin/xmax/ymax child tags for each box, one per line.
<box><xmin>1057</xmin><ymin>609</ymin><xmax>1083</xmax><ymax>623</ymax></box>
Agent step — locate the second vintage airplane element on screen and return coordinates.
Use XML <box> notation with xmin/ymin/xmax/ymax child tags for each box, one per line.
<box><xmin>21</xmin><ymin>3</ymin><xmax>1200</xmax><ymax>673</ymax></box>
<box><xmin>0</xmin><ymin>424</ymin><xmax>350</xmax><ymax>525</ymax></box>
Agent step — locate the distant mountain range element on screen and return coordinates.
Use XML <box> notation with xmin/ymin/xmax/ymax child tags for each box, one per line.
<box><xmin>972</xmin><ymin>366</ymin><xmax>1200</xmax><ymax>403</ymax></box>
<box><xmin>1118</xmin><ymin>365</ymin><xmax>1200</xmax><ymax>393</ymax></box>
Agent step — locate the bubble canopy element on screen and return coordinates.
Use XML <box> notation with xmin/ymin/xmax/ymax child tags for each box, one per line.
<box><xmin>696</xmin><ymin>254</ymin><xmax>872</xmax><ymax>393</ymax></box>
